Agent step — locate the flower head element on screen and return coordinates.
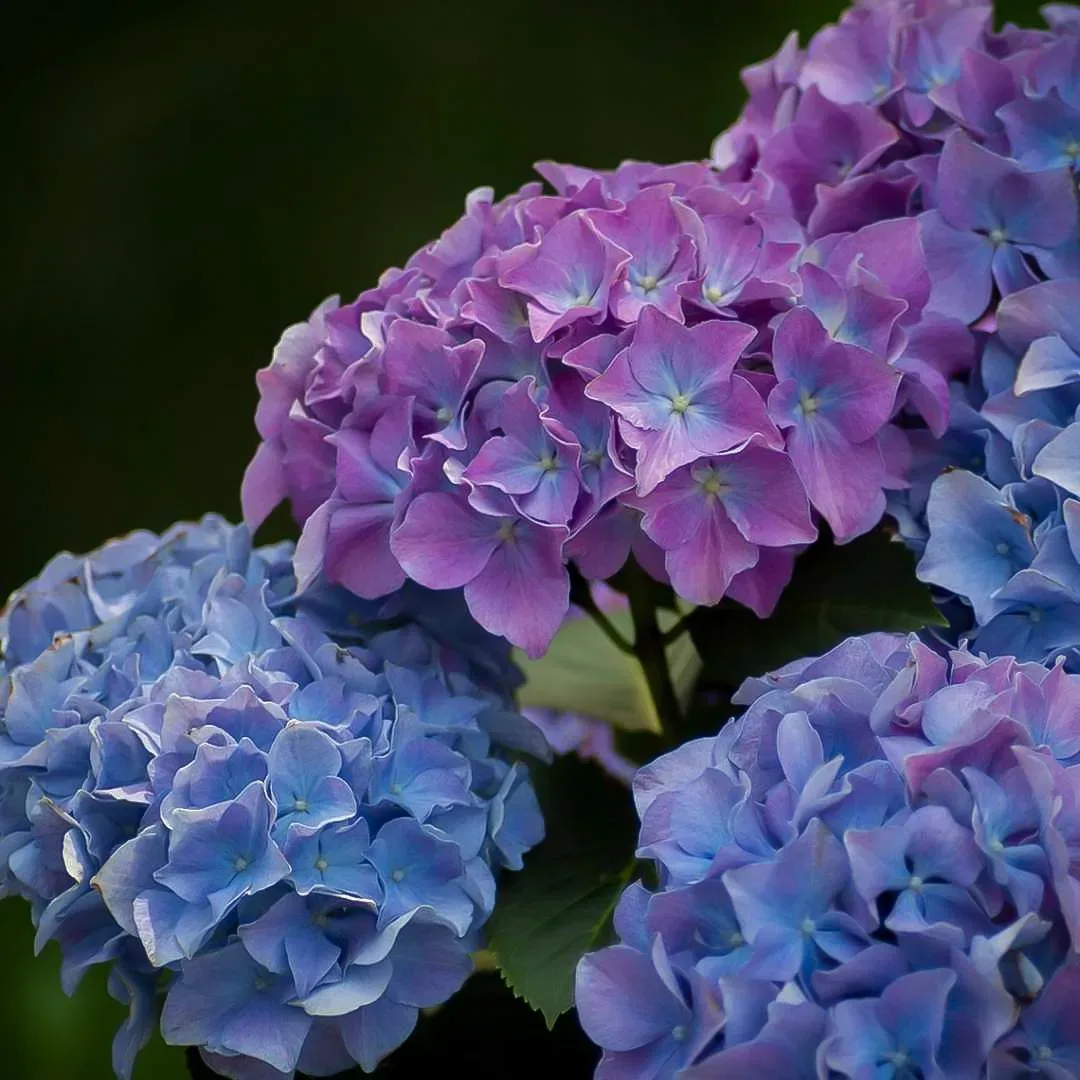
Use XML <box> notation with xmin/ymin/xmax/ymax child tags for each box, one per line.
<box><xmin>0</xmin><ymin>517</ymin><xmax>545</xmax><ymax>1077</ymax></box>
<box><xmin>690</xmin><ymin>0</ymin><xmax>1080</xmax><ymax>673</ymax></box>
<box><xmin>244</xmin><ymin>50</ymin><xmax>970</xmax><ymax>652</ymax></box>
<box><xmin>577</xmin><ymin>633</ymin><xmax>1080</xmax><ymax>1078</ymax></box>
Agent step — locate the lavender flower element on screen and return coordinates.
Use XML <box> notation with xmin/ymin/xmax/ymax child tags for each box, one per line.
<box><xmin>0</xmin><ymin>517</ymin><xmax>545</xmax><ymax>1078</ymax></box>
<box><xmin>577</xmin><ymin>633</ymin><xmax>1080</xmax><ymax>1079</ymax></box>
<box><xmin>676</xmin><ymin>0</ymin><xmax>1080</xmax><ymax>670</ymax></box>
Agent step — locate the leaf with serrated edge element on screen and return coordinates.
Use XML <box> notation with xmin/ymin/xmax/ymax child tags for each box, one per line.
<box><xmin>487</xmin><ymin>757</ymin><xmax>639</xmax><ymax>1027</ymax></box>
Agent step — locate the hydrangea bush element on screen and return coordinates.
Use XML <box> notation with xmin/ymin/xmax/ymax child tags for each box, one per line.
<box><xmin>0</xmin><ymin>516</ymin><xmax>545</xmax><ymax>1078</ymax></box>
<box><xmin>15</xmin><ymin>0</ymin><xmax>1080</xmax><ymax>1077</ymax></box>
<box><xmin>577</xmin><ymin>633</ymin><xmax>1080</xmax><ymax>1078</ymax></box>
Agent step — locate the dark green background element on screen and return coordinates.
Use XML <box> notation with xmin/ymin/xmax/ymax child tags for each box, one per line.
<box><xmin>0</xmin><ymin>1</ymin><xmax>1045</xmax><ymax>1076</ymax></box>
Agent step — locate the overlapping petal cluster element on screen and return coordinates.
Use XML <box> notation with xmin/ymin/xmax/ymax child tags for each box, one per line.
<box><xmin>723</xmin><ymin>0</ymin><xmax>1080</xmax><ymax>665</ymax></box>
<box><xmin>576</xmin><ymin>633</ymin><xmax>1080</xmax><ymax>1078</ymax></box>
<box><xmin>903</xmin><ymin>276</ymin><xmax>1080</xmax><ymax>665</ymax></box>
<box><xmin>244</xmin><ymin>18</ymin><xmax>979</xmax><ymax>655</ymax></box>
<box><xmin>0</xmin><ymin>516</ymin><xmax>545</xmax><ymax>1078</ymax></box>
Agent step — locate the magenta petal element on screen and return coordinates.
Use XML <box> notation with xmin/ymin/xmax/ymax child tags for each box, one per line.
<box><xmin>632</xmin><ymin>421</ymin><xmax>713</xmax><ymax>497</ymax></box>
<box><xmin>727</xmin><ymin>547</ymin><xmax>798</xmax><ymax>617</ymax></box>
<box><xmin>664</xmin><ymin>503</ymin><xmax>759</xmax><ymax>606</ymax></box>
<box><xmin>586</xmin><ymin>349</ymin><xmax>673</xmax><ymax>431</ymax></box>
<box><xmin>682</xmin><ymin>375</ymin><xmax>782</xmax><ymax>456</ymax></box>
<box><xmin>770</xmin><ymin>308</ymin><xmax>898</xmax><ymax>441</ymax></box>
<box><xmin>332</xmin><ymin>428</ymin><xmax>405</xmax><ymax>505</ymax></box>
<box><xmin>325</xmin><ymin>503</ymin><xmax>405</xmax><ymax>600</ymax></box>
<box><xmin>632</xmin><ymin>308</ymin><xmax>756</xmax><ymax>398</ymax></box>
<box><xmin>390</xmin><ymin>492</ymin><xmax>500</xmax><ymax>589</ymax></box>
<box><xmin>293</xmin><ymin>499</ymin><xmax>333</xmax><ymax>593</ymax></box>
<box><xmin>713</xmin><ymin>444</ymin><xmax>817</xmax><ymax>547</ymax></box>
<box><xmin>465</xmin><ymin>436</ymin><xmax>546</xmax><ymax>495</ymax></box>
<box><xmin>567</xmin><ymin>505</ymin><xmax>635</xmax><ymax>581</ymax></box>
<box><xmin>788</xmin><ymin>422</ymin><xmax>886</xmax><ymax>543</ymax></box>
<box><xmin>918</xmin><ymin>210</ymin><xmax>994</xmax><ymax>325</ymax></box>
<box><xmin>464</xmin><ymin>522</ymin><xmax>570</xmax><ymax>658</ymax></box>
<box><xmin>636</xmin><ymin>470</ymin><xmax>711</xmax><ymax>551</ymax></box>
<box><xmin>827</xmin><ymin>217</ymin><xmax>931</xmax><ymax>315</ymax></box>
<box><xmin>516</xmin><ymin>468</ymin><xmax>580</xmax><ymax>526</ymax></box>
<box><xmin>241</xmin><ymin>440</ymin><xmax>287</xmax><ymax>531</ymax></box>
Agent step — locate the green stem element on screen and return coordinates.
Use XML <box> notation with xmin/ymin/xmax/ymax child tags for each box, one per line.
<box><xmin>569</xmin><ymin>565</ymin><xmax>634</xmax><ymax>655</ymax></box>
<box><xmin>625</xmin><ymin>566</ymin><xmax>682</xmax><ymax>730</ymax></box>
<box><xmin>585</xmin><ymin>604</ymin><xmax>635</xmax><ymax>655</ymax></box>
<box><xmin>661</xmin><ymin>614</ymin><xmax>692</xmax><ymax>646</ymax></box>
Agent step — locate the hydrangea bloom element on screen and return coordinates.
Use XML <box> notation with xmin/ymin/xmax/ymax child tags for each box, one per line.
<box><xmin>708</xmin><ymin>0</ymin><xmax>1080</xmax><ymax>667</ymax></box>
<box><xmin>0</xmin><ymin>516</ymin><xmax>545</xmax><ymax>1079</ymax></box>
<box><xmin>243</xmin><ymin>22</ymin><xmax>983</xmax><ymax>653</ymax></box>
<box><xmin>899</xmin><ymin>273</ymin><xmax>1080</xmax><ymax>666</ymax></box>
<box><xmin>576</xmin><ymin>632</ymin><xmax>1080</xmax><ymax>1078</ymax></box>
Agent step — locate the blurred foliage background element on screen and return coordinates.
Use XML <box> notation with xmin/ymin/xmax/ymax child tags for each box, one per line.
<box><xmin>0</xmin><ymin>0</ymin><xmax>1046</xmax><ymax>1076</ymax></box>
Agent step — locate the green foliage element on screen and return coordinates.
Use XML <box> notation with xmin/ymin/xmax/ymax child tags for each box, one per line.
<box><xmin>689</xmin><ymin>528</ymin><xmax>946</xmax><ymax>690</ymax></box>
<box><xmin>487</xmin><ymin>757</ymin><xmax>640</xmax><ymax>1028</ymax></box>
<box><xmin>515</xmin><ymin>606</ymin><xmax>700</xmax><ymax>732</ymax></box>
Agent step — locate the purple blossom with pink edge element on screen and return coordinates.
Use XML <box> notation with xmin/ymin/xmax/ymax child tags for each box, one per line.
<box><xmin>633</xmin><ymin>442</ymin><xmax>816</xmax><ymax>606</ymax></box>
<box><xmin>586</xmin><ymin>307</ymin><xmax>777</xmax><ymax>496</ymax></box>
<box><xmin>389</xmin><ymin>489</ymin><xmax>570</xmax><ymax>660</ymax></box>
<box><xmin>576</xmin><ymin>632</ymin><xmax>1080</xmax><ymax>1079</ymax></box>
<box><xmin>768</xmin><ymin>306</ymin><xmax>899</xmax><ymax>542</ymax></box>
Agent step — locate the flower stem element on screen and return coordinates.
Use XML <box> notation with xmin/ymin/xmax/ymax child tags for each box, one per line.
<box><xmin>569</xmin><ymin>565</ymin><xmax>635</xmax><ymax>655</ymax></box>
<box><xmin>624</xmin><ymin>565</ymin><xmax>682</xmax><ymax>731</ymax></box>
<box><xmin>661</xmin><ymin>614</ymin><xmax>691</xmax><ymax>646</ymax></box>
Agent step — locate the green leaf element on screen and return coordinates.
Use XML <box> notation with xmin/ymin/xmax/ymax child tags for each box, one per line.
<box><xmin>689</xmin><ymin>526</ymin><xmax>946</xmax><ymax>689</ymax></box>
<box><xmin>515</xmin><ymin>606</ymin><xmax>700</xmax><ymax>732</ymax></box>
<box><xmin>487</xmin><ymin>756</ymin><xmax>640</xmax><ymax>1027</ymax></box>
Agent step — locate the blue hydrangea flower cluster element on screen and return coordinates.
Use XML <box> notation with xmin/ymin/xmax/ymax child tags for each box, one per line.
<box><xmin>901</xmin><ymin>277</ymin><xmax>1080</xmax><ymax>666</ymax></box>
<box><xmin>0</xmin><ymin>515</ymin><xmax>545</xmax><ymax>1079</ymax></box>
<box><xmin>576</xmin><ymin>633</ymin><xmax>1080</xmax><ymax>1078</ymax></box>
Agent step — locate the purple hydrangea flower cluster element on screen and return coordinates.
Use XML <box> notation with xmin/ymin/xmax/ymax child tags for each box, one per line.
<box><xmin>0</xmin><ymin>516</ymin><xmax>545</xmax><ymax>1079</ymax></box>
<box><xmin>761</xmin><ymin>2</ymin><xmax>1080</xmax><ymax>665</ymax></box>
<box><xmin>243</xmin><ymin>17</ymin><xmax>987</xmax><ymax>656</ymax></box>
<box><xmin>576</xmin><ymin>632</ymin><xmax>1080</xmax><ymax>1078</ymax></box>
